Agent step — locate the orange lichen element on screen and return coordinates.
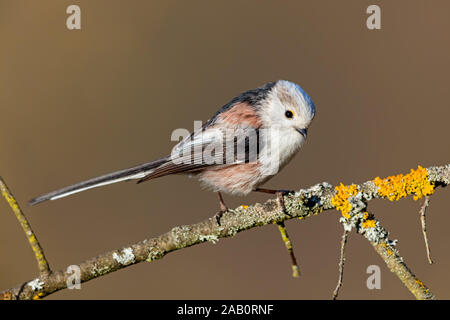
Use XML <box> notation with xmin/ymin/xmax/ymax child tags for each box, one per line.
<box><xmin>32</xmin><ymin>292</ymin><xmax>44</xmax><ymax>300</ymax></box>
<box><xmin>415</xmin><ymin>279</ymin><xmax>430</xmax><ymax>293</ymax></box>
<box><xmin>362</xmin><ymin>219</ymin><xmax>376</xmax><ymax>229</ymax></box>
<box><xmin>361</xmin><ymin>211</ymin><xmax>376</xmax><ymax>228</ymax></box>
<box><xmin>416</xmin><ymin>279</ymin><xmax>425</xmax><ymax>288</ymax></box>
<box><xmin>374</xmin><ymin>166</ymin><xmax>435</xmax><ymax>201</ymax></box>
<box><xmin>331</xmin><ymin>183</ymin><xmax>358</xmax><ymax>218</ymax></box>
<box><xmin>379</xmin><ymin>242</ymin><xmax>394</xmax><ymax>256</ymax></box>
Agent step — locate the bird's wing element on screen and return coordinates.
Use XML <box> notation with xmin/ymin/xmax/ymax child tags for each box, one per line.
<box><xmin>137</xmin><ymin>102</ymin><xmax>263</xmax><ymax>183</ymax></box>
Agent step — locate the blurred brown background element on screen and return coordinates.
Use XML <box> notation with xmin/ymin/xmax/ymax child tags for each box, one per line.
<box><xmin>0</xmin><ymin>0</ymin><xmax>449</xmax><ymax>300</ymax></box>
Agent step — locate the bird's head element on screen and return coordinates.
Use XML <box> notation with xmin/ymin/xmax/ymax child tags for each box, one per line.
<box><xmin>259</xmin><ymin>80</ymin><xmax>315</xmax><ymax>139</ymax></box>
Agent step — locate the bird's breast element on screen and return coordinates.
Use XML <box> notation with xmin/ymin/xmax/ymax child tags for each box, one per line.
<box><xmin>257</xmin><ymin>128</ymin><xmax>305</xmax><ymax>176</ymax></box>
<box><xmin>197</xmin><ymin>162</ymin><xmax>267</xmax><ymax>195</ymax></box>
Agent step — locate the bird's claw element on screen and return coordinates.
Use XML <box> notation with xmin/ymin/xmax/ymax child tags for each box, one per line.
<box><xmin>215</xmin><ymin>210</ymin><xmax>225</xmax><ymax>226</ymax></box>
<box><xmin>276</xmin><ymin>190</ymin><xmax>294</xmax><ymax>217</ymax></box>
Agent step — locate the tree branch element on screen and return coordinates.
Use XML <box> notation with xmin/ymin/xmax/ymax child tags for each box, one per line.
<box><xmin>0</xmin><ymin>164</ymin><xmax>448</xmax><ymax>300</ymax></box>
<box><xmin>419</xmin><ymin>196</ymin><xmax>433</xmax><ymax>264</ymax></box>
<box><xmin>277</xmin><ymin>221</ymin><xmax>301</xmax><ymax>278</ymax></box>
<box><xmin>0</xmin><ymin>177</ymin><xmax>50</xmax><ymax>277</ymax></box>
<box><xmin>332</xmin><ymin>229</ymin><xmax>349</xmax><ymax>299</ymax></box>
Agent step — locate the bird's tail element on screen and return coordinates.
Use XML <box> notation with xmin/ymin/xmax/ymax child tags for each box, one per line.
<box><xmin>28</xmin><ymin>157</ymin><xmax>169</xmax><ymax>206</ymax></box>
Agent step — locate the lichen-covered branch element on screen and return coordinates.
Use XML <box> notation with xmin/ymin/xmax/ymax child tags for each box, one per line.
<box><xmin>0</xmin><ymin>164</ymin><xmax>448</xmax><ymax>300</ymax></box>
<box><xmin>362</xmin><ymin>213</ymin><xmax>434</xmax><ymax>299</ymax></box>
<box><xmin>332</xmin><ymin>229</ymin><xmax>349</xmax><ymax>300</ymax></box>
<box><xmin>277</xmin><ymin>221</ymin><xmax>300</xmax><ymax>277</ymax></box>
<box><xmin>0</xmin><ymin>177</ymin><xmax>50</xmax><ymax>276</ymax></box>
<box><xmin>419</xmin><ymin>196</ymin><xmax>433</xmax><ymax>264</ymax></box>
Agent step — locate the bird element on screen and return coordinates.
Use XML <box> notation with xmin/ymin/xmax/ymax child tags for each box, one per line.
<box><xmin>29</xmin><ymin>80</ymin><xmax>316</xmax><ymax>223</ymax></box>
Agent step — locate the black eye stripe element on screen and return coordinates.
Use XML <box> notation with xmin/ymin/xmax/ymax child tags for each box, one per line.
<box><xmin>285</xmin><ymin>110</ymin><xmax>294</xmax><ymax>119</ymax></box>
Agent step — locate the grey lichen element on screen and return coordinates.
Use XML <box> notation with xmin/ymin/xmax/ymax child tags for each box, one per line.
<box><xmin>112</xmin><ymin>248</ymin><xmax>135</xmax><ymax>265</ymax></box>
<box><xmin>361</xmin><ymin>180</ymin><xmax>379</xmax><ymax>198</ymax></box>
<box><xmin>171</xmin><ymin>225</ymin><xmax>193</xmax><ymax>248</ymax></box>
<box><xmin>228</xmin><ymin>226</ymin><xmax>239</xmax><ymax>237</ymax></box>
<box><xmin>337</xmin><ymin>186</ymin><xmax>369</xmax><ymax>232</ymax></box>
<box><xmin>27</xmin><ymin>278</ymin><xmax>44</xmax><ymax>291</ymax></box>
<box><xmin>348</xmin><ymin>191</ymin><xmax>367</xmax><ymax>213</ymax></box>
<box><xmin>428</xmin><ymin>164</ymin><xmax>450</xmax><ymax>185</ymax></box>
<box><xmin>286</xmin><ymin>182</ymin><xmax>333</xmax><ymax>219</ymax></box>
<box><xmin>147</xmin><ymin>247</ymin><xmax>164</xmax><ymax>262</ymax></box>
<box><xmin>91</xmin><ymin>263</ymin><xmax>110</xmax><ymax>277</ymax></box>
<box><xmin>360</xmin><ymin>220</ymin><xmax>389</xmax><ymax>244</ymax></box>
<box><xmin>199</xmin><ymin>234</ymin><xmax>219</xmax><ymax>244</ymax></box>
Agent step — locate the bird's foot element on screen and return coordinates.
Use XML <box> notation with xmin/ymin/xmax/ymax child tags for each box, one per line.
<box><xmin>276</xmin><ymin>191</ymin><xmax>294</xmax><ymax>217</ymax></box>
<box><xmin>215</xmin><ymin>210</ymin><xmax>226</xmax><ymax>226</ymax></box>
<box><xmin>216</xmin><ymin>192</ymin><xmax>228</xmax><ymax>226</ymax></box>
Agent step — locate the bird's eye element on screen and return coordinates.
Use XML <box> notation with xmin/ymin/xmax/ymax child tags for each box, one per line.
<box><xmin>285</xmin><ymin>110</ymin><xmax>294</xmax><ymax>119</ymax></box>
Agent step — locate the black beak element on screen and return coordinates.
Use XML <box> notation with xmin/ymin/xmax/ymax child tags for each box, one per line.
<box><xmin>296</xmin><ymin>128</ymin><xmax>308</xmax><ymax>138</ymax></box>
